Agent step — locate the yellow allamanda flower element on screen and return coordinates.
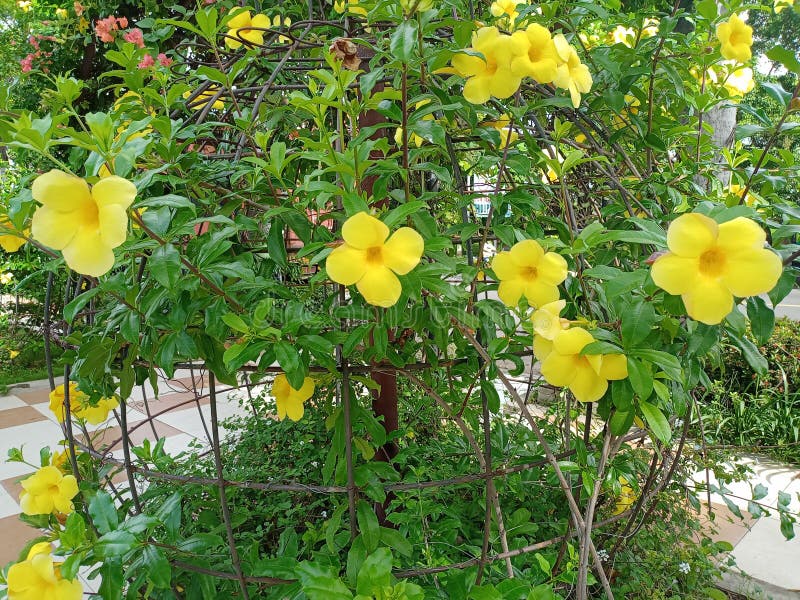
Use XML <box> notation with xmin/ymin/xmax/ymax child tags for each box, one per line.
<box><xmin>395</xmin><ymin>99</ymin><xmax>434</xmax><ymax>148</ymax></box>
<box><xmin>272</xmin><ymin>15</ymin><xmax>292</xmax><ymax>43</ymax></box>
<box><xmin>716</xmin><ymin>13</ymin><xmax>753</xmax><ymax>63</ymax></box>
<box><xmin>481</xmin><ymin>114</ymin><xmax>519</xmax><ymax>148</ymax></box>
<box><xmin>56</xmin><ymin>7</ymin><xmax>68</xmax><ymax>19</ymax></box>
<box><xmin>326</xmin><ymin>212</ymin><xmax>424</xmax><ymax>307</ymax></box>
<box><xmin>30</xmin><ymin>170</ymin><xmax>135</xmax><ymax>277</ymax></box>
<box><xmin>724</xmin><ymin>66</ymin><xmax>755</xmax><ymax>97</ymax></box>
<box><xmin>334</xmin><ymin>0</ymin><xmax>368</xmax><ymax>17</ymax></box>
<box><xmin>552</xmin><ymin>34</ymin><xmax>593</xmax><ymax>108</ymax></box>
<box><xmin>534</xmin><ymin>327</ymin><xmax>628</xmax><ymax>403</ymax></box>
<box><xmin>8</xmin><ymin>349</ymin><xmax>20</xmax><ymax>358</ymax></box>
<box><xmin>400</xmin><ymin>0</ymin><xmax>433</xmax><ymax>13</ymax></box>
<box><xmin>6</xmin><ymin>542</ymin><xmax>83</xmax><ymax>600</ymax></box>
<box><xmin>610</xmin><ymin>25</ymin><xmax>635</xmax><ymax>47</ymax></box>
<box><xmin>642</xmin><ymin>18</ymin><xmax>659</xmax><ymax>38</ymax></box>
<box><xmin>491</xmin><ymin>239</ymin><xmax>568</xmax><ymax>308</ymax></box>
<box><xmin>650</xmin><ymin>213</ymin><xmax>782</xmax><ymax>325</ymax></box>
<box><xmin>490</xmin><ymin>0</ymin><xmax>525</xmax><ymax>21</ymax></box>
<box><xmin>19</xmin><ymin>465</ymin><xmax>79</xmax><ymax>515</ymax></box>
<box><xmin>225</xmin><ymin>8</ymin><xmax>271</xmax><ymax>49</ymax></box>
<box><xmin>451</xmin><ymin>26</ymin><xmax>528</xmax><ymax>105</ymax></box>
<box><xmin>49</xmin><ymin>382</ymin><xmax>120</xmax><ymax>425</ymax></box>
<box><xmin>272</xmin><ymin>373</ymin><xmax>315</xmax><ymax>422</ymax></box>
<box><xmin>183</xmin><ymin>88</ymin><xmax>225</xmax><ymax>111</ymax></box>
<box><xmin>614</xmin><ymin>476</ymin><xmax>637</xmax><ymax>514</ymax></box>
<box><xmin>510</xmin><ymin>23</ymin><xmax>559</xmax><ymax>84</ymax></box>
<box><xmin>0</xmin><ymin>214</ymin><xmax>28</xmax><ymax>252</ymax></box>
<box><xmin>531</xmin><ymin>299</ymin><xmax>569</xmax><ymax>340</ymax></box>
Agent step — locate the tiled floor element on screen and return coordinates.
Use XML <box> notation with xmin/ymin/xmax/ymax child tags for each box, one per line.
<box><xmin>0</xmin><ymin>371</ymin><xmax>252</xmax><ymax>577</ymax></box>
<box><xmin>690</xmin><ymin>456</ymin><xmax>800</xmax><ymax>593</ymax></box>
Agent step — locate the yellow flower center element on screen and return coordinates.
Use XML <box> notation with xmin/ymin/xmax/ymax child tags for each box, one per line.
<box><xmin>729</xmin><ymin>31</ymin><xmax>744</xmax><ymax>46</ymax></box>
<box><xmin>81</xmin><ymin>198</ymin><xmax>99</xmax><ymax>228</ymax></box>
<box><xmin>521</xmin><ymin>265</ymin><xmax>538</xmax><ymax>280</ymax></box>
<box><xmin>699</xmin><ymin>248</ymin><xmax>726</xmax><ymax>277</ymax></box>
<box><xmin>366</xmin><ymin>246</ymin><xmax>383</xmax><ymax>264</ymax></box>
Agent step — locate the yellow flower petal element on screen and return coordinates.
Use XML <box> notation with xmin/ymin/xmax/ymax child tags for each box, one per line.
<box><xmin>62</xmin><ymin>227</ymin><xmax>116</xmax><ymax>277</ymax></box>
<box><xmin>650</xmin><ymin>253</ymin><xmax>699</xmax><ymax>295</ymax></box>
<box><xmin>97</xmin><ymin>204</ymin><xmax>129</xmax><ymax>249</ymax></box>
<box><xmin>26</xmin><ymin>542</ymin><xmax>52</xmax><ymax>560</ymax></box>
<box><xmin>600</xmin><ymin>354</ymin><xmax>628</xmax><ymax>380</ymax></box>
<box><xmin>31</xmin><ymin>170</ymin><xmax>91</xmax><ymax>212</ymax></box>
<box><xmin>523</xmin><ymin>280</ymin><xmax>560</xmax><ymax>308</ymax></box>
<box><xmin>282</xmin><ymin>396</ymin><xmax>305</xmax><ymax>421</ymax></box>
<box><xmin>91</xmin><ymin>175</ymin><xmax>137</xmax><ymax>209</ymax></box>
<box><xmin>356</xmin><ymin>266</ymin><xmax>402</xmax><ymax>307</ymax></box>
<box><xmin>251</xmin><ymin>13</ymin><xmax>271</xmax><ymax>28</ymax></box>
<box><xmin>341</xmin><ymin>212</ymin><xmax>389</xmax><ymax>249</ymax></box>
<box><xmin>716</xmin><ymin>216</ymin><xmax>765</xmax><ymax>251</ymax></box>
<box><xmin>720</xmin><ymin>248</ymin><xmax>782</xmax><ymax>297</ymax></box>
<box><xmin>463</xmin><ymin>75</ymin><xmax>494</xmax><ymax>104</ymax></box>
<box><xmin>569</xmin><ymin>367</ymin><xmax>608</xmax><ymax>402</ymax></box>
<box><xmin>497</xmin><ymin>279</ymin><xmax>526</xmax><ymax>307</ymax></box>
<box><xmin>228</xmin><ymin>9</ymin><xmax>252</xmax><ymax>29</ymax></box>
<box><xmin>382</xmin><ymin>227</ymin><xmax>424</xmax><ymax>275</ymax></box>
<box><xmin>682</xmin><ymin>278</ymin><xmax>734</xmax><ymax>325</ymax></box>
<box><xmin>666</xmin><ymin>213</ymin><xmax>717</xmax><ymax>257</ymax></box>
<box><xmin>509</xmin><ymin>239</ymin><xmax>544</xmax><ymax>266</ymax></box>
<box><xmin>553</xmin><ymin>327</ymin><xmax>593</xmax><ymax>355</ymax></box>
<box><xmin>541</xmin><ymin>352</ymin><xmax>576</xmax><ymax>386</ymax></box>
<box><xmin>533</xmin><ymin>334</ymin><xmax>553</xmax><ymax>361</ymax></box>
<box><xmin>491</xmin><ymin>251</ymin><xmax>516</xmax><ymax>280</ymax></box>
<box><xmin>532</xmin><ymin>299</ymin><xmax>566</xmax><ymax>339</ymax></box>
<box><xmin>537</xmin><ymin>251</ymin><xmax>568</xmax><ymax>285</ymax></box>
<box><xmin>31</xmin><ymin>205</ymin><xmax>81</xmax><ymax>251</ymax></box>
<box><xmin>326</xmin><ymin>244</ymin><xmax>367</xmax><ymax>285</ymax></box>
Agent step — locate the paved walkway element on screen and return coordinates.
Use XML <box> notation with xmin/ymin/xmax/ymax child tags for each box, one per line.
<box><xmin>0</xmin><ymin>371</ymin><xmax>251</xmax><ymax>592</ymax></box>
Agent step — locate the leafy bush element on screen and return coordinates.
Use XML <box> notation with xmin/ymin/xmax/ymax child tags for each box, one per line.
<box><xmin>701</xmin><ymin>318</ymin><xmax>800</xmax><ymax>464</ymax></box>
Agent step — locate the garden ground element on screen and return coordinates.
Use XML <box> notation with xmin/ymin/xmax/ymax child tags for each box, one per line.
<box><xmin>0</xmin><ymin>370</ymin><xmax>798</xmax><ymax>598</ymax></box>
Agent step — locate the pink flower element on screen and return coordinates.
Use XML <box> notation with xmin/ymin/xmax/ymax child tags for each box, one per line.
<box><xmin>123</xmin><ymin>28</ymin><xmax>145</xmax><ymax>48</ymax></box>
<box><xmin>95</xmin><ymin>16</ymin><xmax>118</xmax><ymax>43</ymax></box>
<box><xmin>137</xmin><ymin>54</ymin><xmax>155</xmax><ymax>69</ymax></box>
<box><xmin>156</xmin><ymin>52</ymin><xmax>173</xmax><ymax>67</ymax></box>
<box><xmin>116</xmin><ymin>16</ymin><xmax>128</xmax><ymax>28</ymax></box>
<box><xmin>74</xmin><ymin>1</ymin><xmax>85</xmax><ymax>16</ymax></box>
<box><xmin>20</xmin><ymin>54</ymin><xmax>34</xmax><ymax>72</ymax></box>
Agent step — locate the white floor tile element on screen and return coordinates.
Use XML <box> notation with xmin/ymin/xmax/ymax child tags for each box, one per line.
<box><xmin>0</xmin><ymin>396</ymin><xmax>27</xmax><ymax>411</ymax></box>
<box><xmin>0</xmin><ymin>484</ymin><xmax>20</xmax><ymax>519</ymax></box>
<box><xmin>732</xmin><ymin>516</ymin><xmax>800</xmax><ymax>589</ymax></box>
<box><xmin>0</xmin><ymin>420</ymin><xmax>66</xmax><ymax>480</ymax></box>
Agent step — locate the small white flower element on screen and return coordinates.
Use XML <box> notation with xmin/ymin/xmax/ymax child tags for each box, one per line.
<box><xmin>674</xmin><ymin>419</ymin><xmax>684</xmax><ymax>428</ymax></box>
<box><xmin>597</xmin><ymin>549</ymin><xmax>609</xmax><ymax>562</ymax></box>
<box><xmin>678</xmin><ymin>562</ymin><xmax>691</xmax><ymax>574</ymax></box>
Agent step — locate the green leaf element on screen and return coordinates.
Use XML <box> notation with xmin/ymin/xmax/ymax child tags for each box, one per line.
<box><xmin>222</xmin><ymin>312</ymin><xmax>249</xmax><ymax>334</ymax></box>
<box><xmin>480</xmin><ymin>379</ymin><xmax>501</xmax><ymax>413</ymax></box>
<box><xmin>766</xmin><ymin>46</ymin><xmax>800</xmax><ymax>75</ymax></box>
<box><xmin>96</xmin><ymin>530</ymin><xmax>137</xmax><ymax>558</ymax></box>
<box><xmin>639</xmin><ymin>400</ymin><xmax>671</xmax><ymax>443</ymax></box>
<box><xmin>729</xmin><ymin>333</ymin><xmax>768</xmax><ymax>376</ymax></box>
<box><xmin>769</xmin><ymin>268</ymin><xmax>798</xmax><ymax>307</ymax></box>
<box><xmin>746</xmin><ymin>296</ymin><xmax>775</xmax><ymax>346</ymax></box>
<box><xmin>703</xmin><ymin>588</ymin><xmax>729</xmax><ymax>600</ymax></box>
<box><xmin>527</xmin><ymin>584</ymin><xmax>560</xmax><ymax>600</ymax></box>
<box><xmin>621</xmin><ymin>301</ymin><xmax>656</xmax><ymax>347</ymax></box>
<box><xmin>89</xmin><ymin>491</ymin><xmax>118</xmax><ymax>534</ymax></box>
<box><xmin>142</xmin><ymin>545</ymin><xmax>172</xmax><ymax>589</ymax></box>
<box><xmin>275</xmin><ymin>341</ymin><xmax>304</xmax><ymax>389</ymax></box>
<box><xmin>626</xmin><ymin>357</ymin><xmax>653</xmax><ymax>400</ymax></box>
<box><xmin>154</xmin><ymin>492</ymin><xmax>182</xmax><ymax>540</ymax></box>
<box><xmin>296</xmin><ymin>561</ymin><xmax>353</xmax><ymax>600</ymax></box>
<box><xmin>356</xmin><ymin>548</ymin><xmax>392</xmax><ymax>596</ymax></box>
<box><xmin>390</xmin><ymin>20</ymin><xmax>418</xmax><ymax>63</ymax></box>
<box><xmin>779</xmin><ymin>512</ymin><xmax>796</xmax><ymax>540</ymax></box>
<box><xmin>267</xmin><ymin>221</ymin><xmax>288</xmax><ymax>268</ymax></box>
<box><xmin>61</xmin><ymin>512</ymin><xmax>87</xmax><ymax>548</ymax></box>
<box><xmin>63</xmin><ymin>287</ymin><xmax>102</xmax><ymax>323</ymax></box>
<box><xmin>379</xmin><ymin>527</ymin><xmax>412</xmax><ymax>557</ymax></box>
<box><xmin>696</xmin><ymin>0</ymin><xmax>717</xmax><ymax>19</ymax></box>
<box><xmin>150</xmin><ymin>244</ymin><xmax>182</xmax><ymax>290</ymax></box>
<box><xmin>98</xmin><ymin>559</ymin><xmax>124</xmax><ymax>600</ymax></box>
<box><xmin>609</xmin><ymin>409</ymin><xmax>635</xmax><ymax>435</ymax></box>
<box><xmin>357</xmin><ymin>500</ymin><xmax>381</xmax><ymax>553</ymax></box>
